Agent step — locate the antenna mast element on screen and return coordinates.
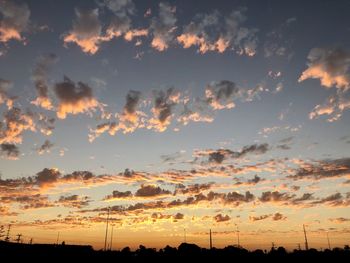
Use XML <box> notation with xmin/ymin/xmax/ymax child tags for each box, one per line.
<box><xmin>104</xmin><ymin>207</ymin><xmax>110</xmax><ymax>251</ymax></box>
<box><xmin>327</xmin><ymin>232</ymin><xmax>331</xmax><ymax>250</ymax></box>
<box><xmin>110</xmin><ymin>225</ymin><xmax>114</xmax><ymax>251</ymax></box>
<box><xmin>237</xmin><ymin>225</ymin><xmax>240</xmax><ymax>247</ymax></box>
<box><xmin>184</xmin><ymin>228</ymin><xmax>186</xmax><ymax>243</ymax></box>
<box><xmin>303</xmin><ymin>224</ymin><xmax>309</xmax><ymax>250</ymax></box>
<box><xmin>5</xmin><ymin>224</ymin><xmax>11</xmax><ymax>242</ymax></box>
<box><xmin>209</xmin><ymin>229</ymin><xmax>212</xmax><ymax>249</ymax></box>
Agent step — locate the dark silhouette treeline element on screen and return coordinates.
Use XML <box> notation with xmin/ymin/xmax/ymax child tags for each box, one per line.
<box><xmin>1</xmin><ymin>240</ymin><xmax>349</xmax><ymax>261</ymax></box>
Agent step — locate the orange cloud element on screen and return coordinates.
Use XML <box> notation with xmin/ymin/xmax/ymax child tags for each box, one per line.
<box><xmin>0</xmin><ymin>1</ymin><xmax>30</xmax><ymax>43</ymax></box>
<box><xmin>54</xmin><ymin>77</ymin><xmax>102</xmax><ymax>119</ymax></box>
<box><xmin>299</xmin><ymin>48</ymin><xmax>350</xmax><ymax>90</ymax></box>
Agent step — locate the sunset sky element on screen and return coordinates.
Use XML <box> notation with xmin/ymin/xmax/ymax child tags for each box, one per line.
<box><xmin>0</xmin><ymin>0</ymin><xmax>350</xmax><ymax>251</ymax></box>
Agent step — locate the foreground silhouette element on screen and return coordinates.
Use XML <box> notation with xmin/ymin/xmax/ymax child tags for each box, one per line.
<box><xmin>1</xmin><ymin>240</ymin><xmax>349</xmax><ymax>261</ymax></box>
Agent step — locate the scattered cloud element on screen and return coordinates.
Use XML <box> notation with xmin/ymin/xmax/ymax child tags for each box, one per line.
<box><xmin>214</xmin><ymin>213</ymin><xmax>231</xmax><ymax>222</ymax></box>
<box><xmin>329</xmin><ymin>217</ymin><xmax>350</xmax><ymax>223</ymax></box>
<box><xmin>135</xmin><ymin>184</ymin><xmax>171</xmax><ymax>197</ymax></box>
<box><xmin>0</xmin><ymin>143</ymin><xmax>19</xmax><ymax>160</ymax></box>
<box><xmin>31</xmin><ymin>53</ymin><xmax>58</xmax><ymax>110</ymax></box>
<box><xmin>57</xmin><ymin>194</ymin><xmax>90</xmax><ymax>208</ymax></box>
<box><xmin>37</xmin><ymin>139</ymin><xmax>54</xmax><ymax>155</ymax></box>
<box><xmin>299</xmin><ymin>48</ymin><xmax>350</xmax><ymax>90</ymax></box>
<box><xmin>63</xmin><ymin>8</ymin><xmax>103</xmax><ymax>54</ymax></box>
<box><xmin>0</xmin><ymin>0</ymin><xmax>30</xmax><ymax>43</ymax></box>
<box><xmin>287</xmin><ymin>158</ymin><xmax>350</xmax><ymax>181</ymax></box>
<box><xmin>150</xmin><ymin>2</ymin><xmax>177</xmax><ymax>51</ymax></box>
<box><xmin>54</xmin><ymin>76</ymin><xmax>102</xmax><ymax>119</ymax></box>
<box><xmin>0</xmin><ymin>107</ymin><xmax>36</xmax><ymax>144</ymax></box>
<box><xmin>177</xmin><ymin>8</ymin><xmax>258</xmax><ymax>55</ymax></box>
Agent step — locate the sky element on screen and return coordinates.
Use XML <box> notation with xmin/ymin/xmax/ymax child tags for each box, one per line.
<box><xmin>0</xmin><ymin>0</ymin><xmax>350</xmax><ymax>251</ymax></box>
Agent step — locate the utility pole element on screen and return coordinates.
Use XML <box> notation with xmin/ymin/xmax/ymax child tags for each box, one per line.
<box><xmin>298</xmin><ymin>243</ymin><xmax>301</xmax><ymax>250</ymax></box>
<box><xmin>5</xmin><ymin>224</ymin><xmax>11</xmax><ymax>242</ymax></box>
<box><xmin>104</xmin><ymin>207</ymin><xmax>110</xmax><ymax>251</ymax></box>
<box><xmin>29</xmin><ymin>238</ymin><xmax>33</xmax><ymax>245</ymax></box>
<box><xmin>303</xmin><ymin>224</ymin><xmax>309</xmax><ymax>250</ymax></box>
<box><xmin>184</xmin><ymin>228</ymin><xmax>186</xmax><ymax>243</ymax></box>
<box><xmin>327</xmin><ymin>232</ymin><xmax>331</xmax><ymax>250</ymax></box>
<box><xmin>16</xmin><ymin>234</ymin><xmax>22</xmax><ymax>243</ymax></box>
<box><xmin>272</xmin><ymin>242</ymin><xmax>275</xmax><ymax>250</ymax></box>
<box><xmin>209</xmin><ymin>229</ymin><xmax>212</xmax><ymax>249</ymax></box>
<box><xmin>236</xmin><ymin>225</ymin><xmax>240</xmax><ymax>247</ymax></box>
<box><xmin>109</xmin><ymin>225</ymin><xmax>114</xmax><ymax>251</ymax></box>
<box><xmin>56</xmin><ymin>232</ymin><xmax>60</xmax><ymax>245</ymax></box>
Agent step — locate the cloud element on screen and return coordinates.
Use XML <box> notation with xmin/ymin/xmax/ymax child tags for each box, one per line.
<box><xmin>0</xmin><ymin>107</ymin><xmax>36</xmax><ymax>144</ymax></box>
<box><xmin>0</xmin><ymin>78</ymin><xmax>15</xmax><ymax>109</ymax></box>
<box><xmin>194</xmin><ymin>143</ymin><xmax>270</xmax><ymax>164</ymax></box>
<box><xmin>0</xmin><ymin>0</ymin><xmax>30</xmax><ymax>43</ymax></box>
<box><xmin>214</xmin><ymin>213</ymin><xmax>231</xmax><ymax>222</ymax></box>
<box><xmin>309</xmin><ymin>94</ymin><xmax>350</xmax><ymax>122</ymax></box>
<box><xmin>249</xmin><ymin>214</ymin><xmax>270</xmax><ymax>221</ymax></box>
<box><xmin>250</xmin><ymin>212</ymin><xmax>286</xmax><ymax>221</ymax></box>
<box><xmin>176</xmin><ymin>104</ymin><xmax>214</xmax><ymax>126</ymax></box>
<box><xmin>287</xmin><ymin>158</ymin><xmax>350</xmax><ymax>181</ymax></box>
<box><xmin>0</xmin><ymin>205</ymin><xmax>17</xmax><ymax>216</ymax></box>
<box><xmin>272</xmin><ymin>212</ymin><xmax>286</xmax><ymax>221</ymax></box>
<box><xmin>31</xmin><ymin>53</ymin><xmax>58</xmax><ymax>110</ymax></box>
<box><xmin>104</xmin><ymin>190</ymin><xmax>132</xmax><ymax>200</ymax></box>
<box><xmin>259</xmin><ymin>191</ymin><xmax>295</xmax><ymax>203</ymax></box>
<box><xmin>150</xmin><ymin>2</ymin><xmax>177</xmax><ymax>51</ymax></box>
<box><xmin>173</xmin><ymin>212</ymin><xmax>184</xmax><ymax>220</ymax></box>
<box><xmin>37</xmin><ymin>140</ymin><xmax>54</xmax><ymax>155</ymax></box>
<box><xmin>36</xmin><ymin>113</ymin><xmax>55</xmax><ymax>136</ymax></box>
<box><xmin>328</xmin><ymin>217</ymin><xmax>350</xmax><ymax>223</ymax></box>
<box><xmin>160</xmin><ymin>150</ymin><xmax>185</xmax><ymax>164</ymax></box>
<box><xmin>312</xmin><ymin>192</ymin><xmax>350</xmax><ymax>207</ymax></box>
<box><xmin>0</xmin><ymin>143</ymin><xmax>19</xmax><ymax>160</ymax></box>
<box><xmin>177</xmin><ymin>8</ymin><xmax>257</xmax><ymax>55</ymax></box>
<box><xmin>100</xmin><ymin>0</ymin><xmax>148</xmax><ymax>45</ymax></box>
<box><xmin>105</xmin><ymin>12</ymin><xmax>132</xmax><ymax>40</ymax></box>
<box><xmin>57</xmin><ymin>194</ymin><xmax>90</xmax><ymax>208</ymax></box>
<box><xmin>235</xmin><ymin>175</ymin><xmax>264</xmax><ymax>186</ymax></box>
<box><xmin>205</xmin><ymin>80</ymin><xmax>240</xmax><ymax>110</ymax></box>
<box><xmin>299</xmin><ymin>48</ymin><xmax>350</xmax><ymax>90</ymax></box>
<box><xmin>175</xmin><ymin>182</ymin><xmax>214</xmax><ymax>195</ymax></box>
<box><xmin>63</xmin><ymin>8</ymin><xmax>103</xmax><ymax>54</ymax></box>
<box><xmin>35</xmin><ymin>168</ymin><xmax>61</xmax><ymax>187</ymax></box>
<box><xmin>1</xmin><ymin>194</ymin><xmax>55</xmax><ymax>210</ymax></box>
<box><xmin>54</xmin><ymin>76</ymin><xmax>102</xmax><ymax>119</ymax></box>
<box><xmin>89</xmin><ymin>90</ymin><xmax>144</xmax><ymax>141</ymax></box>
<box><xmin>83</xmin><ymin>190</ymin><xmax>255</xmax><ymax>215</ymax></box>
<box><xmin>99</xmin><ymin>0</ymin><xmax>135</xmax><ymax>14</ymax></box>
<box><xmin>135</xmin><ymin>184</ymin><xmax>171</xmax><ymax>197</ymax></box>
<box><xmin>147</xmin><ymin>88</ymin><xmax>180</xmax><ymax>131</ymax></box>
<box><xmin>117</xmin><ymin>90</ymin><xmax>145</xmax><ymax>132</ymax></box>
<box><xmin>259</xmin><ymin>126</ymin><xmax>301</xmax><ymax>137</ymax></box>
<box><xmin>264</xmin><ymin>17</ymin><xmax>296</xmax><ymax>58</ymax></box>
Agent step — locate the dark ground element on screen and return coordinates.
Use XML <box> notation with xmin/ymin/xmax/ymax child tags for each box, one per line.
<box><xmin>1</xmin><ymin>240</ymin><xmax>349</xmax><ymax>261</ymax></box>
